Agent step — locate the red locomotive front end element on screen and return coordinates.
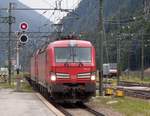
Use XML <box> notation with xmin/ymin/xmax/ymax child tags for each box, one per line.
<box><xmin>47</xmin><ymin>40</ymin><xmax>96</xmax><ymax>102</ymax></box>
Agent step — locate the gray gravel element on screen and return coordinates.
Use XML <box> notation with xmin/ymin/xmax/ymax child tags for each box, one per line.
<box><xmin>66</xmin><ymin>108</ymin><xmax>95</xmax><ymax>116</ymax></box>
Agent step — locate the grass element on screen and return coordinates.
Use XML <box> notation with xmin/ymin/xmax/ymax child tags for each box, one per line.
<box><xmin>0</xmin><ymin>82</ymin><xmax>15</xmax><ymax>89</ymax></box>
<box><xmin>0</xmin><ymin>73</ymin><xmax>33</xmax><ymax>92</ymax></box>
<box><xmin>120</xmin><ymin>76</ymin><xmax>150</xmax><ymax>83</ymax></box>
<box><xmin>96</xmin><ymin>69</ymin><xmax>150</xmax><ymax>83</ymax></box>
<box><xmin>20</xmin><ymin>81</ymin><xmax>33</xmax><ymax>92</ymax></box>
<box><xmin>91</xmin><ymin>96</ymin><xmax>150</xmax><ymax>116</ymax></box>
<box><xmin>96</xmin><ymin>74</ymin><xmax>150</xmax><ymax>85</ymax></box>
<box><xmin>0</xmin><ymin>81</ymin><xmax>33</xmax><ymax>92</ymax></box>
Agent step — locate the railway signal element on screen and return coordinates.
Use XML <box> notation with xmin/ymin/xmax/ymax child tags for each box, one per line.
<box><xmin>20</xmin><ymin>22</ymin><xmax>28</xmax><ymax>31</ymax></box>
<box><xmin>19</xmin><ymin>34</ymin><xmax>28</xmax><ymax>43</ymax></box>
<box><xmin>19</xmin><ymin>22</ymin><xmax>29</xmax><ymax>44</ymax></box>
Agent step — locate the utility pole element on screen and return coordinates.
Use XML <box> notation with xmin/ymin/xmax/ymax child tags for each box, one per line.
<box><xmin>117</xmin><ymin>37</ymin><xmax>121</xmax><ymax>84</ymax></box>
<box><xmin>117</xmin><ymin>0</ymin><xmax>121</xmax><ymax>85</ymax></box>
<box><xmin>98</xmin><ymin>0</ymin><xmax>104</xmax><ymax>96</ymax></box>
<box><xmin>141</xmin><ymin>30</ymin><xmax>144</xmax><ymax>80</ymax></box>
<box><xmin>128</xmin><ymin>43</ymin><xmax>131</xmax><ymax>79</ymax></box>
<box><xmin>8</xmin><ymin>3</ymin><xmax>12</xmax><ymax>85</ymax></box>
<box><xmin>127</xmin><ymin>26</ymin><xmax>131</xmax><ymax>79</ymax></box>
<box><xmin>16</xmin><ymin>33</ymin><xmax>21</xmax><ymax>91</ymax></box>
<box><xmin>141</xmin><ymin>0</ymin><xmax>148</xmax><ymax>80</ymax></box>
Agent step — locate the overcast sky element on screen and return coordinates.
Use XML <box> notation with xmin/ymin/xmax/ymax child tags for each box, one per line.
<box><xmin>18</xmin><ymin>0</ymin><xmax>81</xmax><ymax>23</ymax></box>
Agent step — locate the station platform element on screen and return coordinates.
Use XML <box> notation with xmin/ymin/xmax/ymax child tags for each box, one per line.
<box><xmin>0</xmin><ymin>89</ymin><xmax>61</xmax><ymax>116</ymax></box>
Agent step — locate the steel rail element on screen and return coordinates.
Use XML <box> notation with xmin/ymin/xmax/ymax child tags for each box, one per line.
<box><xmin>79</xmin><ymin>104</ymin><xmax>105</xmax><ymax>116</ymax></box>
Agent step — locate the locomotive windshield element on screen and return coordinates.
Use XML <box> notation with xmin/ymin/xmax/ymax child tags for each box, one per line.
<box><xmin>55</xmin><ymin>47</ymin><xmax>91</xmax><ymax>63</ymax></box>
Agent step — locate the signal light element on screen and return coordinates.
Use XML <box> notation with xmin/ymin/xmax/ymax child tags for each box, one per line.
<box><xmin>19</xmin><ymin>34</ymin><xmax>28</xmax><ymax>43</ymax></box>
<box><xmin>20</xmin><ymin>22</ymin><xmax>28</xmax><ymax>31</ymax></box>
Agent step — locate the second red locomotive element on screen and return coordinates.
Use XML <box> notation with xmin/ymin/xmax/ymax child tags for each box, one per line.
<box><xmin>30</xmin><ymin>36</ymin><xmax>96</xmax><ymax>103</ymax></box>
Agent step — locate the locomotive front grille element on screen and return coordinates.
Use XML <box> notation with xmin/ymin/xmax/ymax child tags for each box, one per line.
<box><xmin>56</xmin><ymin>73</ymin><xmax>70</xmax><ymax>78</ymax></box>
<box><xmin>77</xmin><ymin>73</ymin><xmax>91</xmax><ymax>78</ymax></box>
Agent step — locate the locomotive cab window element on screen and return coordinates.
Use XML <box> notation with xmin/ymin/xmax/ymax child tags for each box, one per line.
<box><xmin>74</xmin><ymin>48</ymin><xmax>91</xmax><ymax>62</ymax></box>
<box><xmin>55</xmin><ymin>47</ymin><xmax>91</xmax><ymax>63</ymax></box>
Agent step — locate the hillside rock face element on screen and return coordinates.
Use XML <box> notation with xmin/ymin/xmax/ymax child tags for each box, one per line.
<box><xmin>62</xmin><ymin>0</ymin><xmax>143</xmax><ymax>34</ymax></box>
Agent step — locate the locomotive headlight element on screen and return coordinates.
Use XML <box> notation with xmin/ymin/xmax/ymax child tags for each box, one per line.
<box><xmin>51</xmin><ymin>74</ymin><xmax>56</xmax><ymax>81</ymax></box>
<box><xmin>91</xmin><ymin>72</ymin><xmax>96</xmax><ymax>81</ymax></box>
<box><xmin>91</xmin><ymin>75</ymin><xmax>96</xmax><ymax>81</ymax></box>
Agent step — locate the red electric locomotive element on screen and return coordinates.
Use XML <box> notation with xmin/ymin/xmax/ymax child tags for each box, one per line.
<box><xmin>30</xmin><ymin>36</ymin><xmax>96</xmax><ymax>103</ymax></box>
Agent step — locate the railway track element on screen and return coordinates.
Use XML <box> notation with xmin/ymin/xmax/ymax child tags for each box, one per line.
<box><xmin>49</xmin><ymin>101</ymin><xmax>72</xmax><ymax>116</ymax></box>
<box><xmin>80</xmin><ymin>103</ymin><xmax>105</xmax><ymax>116</ymax></box>
<box><xmin>119</xmin><ymin>81</ymin><xmax>150</xmax><ymax>87</ymax></box>
<box><xmin>26</xmin><ymin>77</ymin><xmax>105</xmax><ymax>116</ymax></box>
<box><xmin>124</xmin><ymin>89</ymin><xmax>150</xmax><ymax>99</ymax></box>
<box><xmin>42</xmin><ymin>92</ymin><xmax>105</xmax><ymax>116</ymax></box>
<box><xmin>53</xmin><ymin>102</ymin><xmax>105</xmax><ymax>116</ymax></box>
<box><xmin>96</xmin><ymin>81</ymin><xmax>150</xmax><ymax>100</ymax></box>
<box><xmin>118</xmin><ymin>81</ymin><xmax>150</xmax><ymax>99</ymax></box>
